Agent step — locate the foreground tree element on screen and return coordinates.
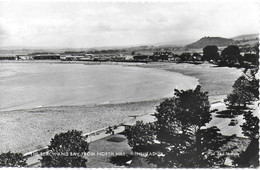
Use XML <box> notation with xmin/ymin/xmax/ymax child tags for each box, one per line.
<box><xmin>124</xmin><ymin>85</ymin><xmax>232</xmax><ymax>168</ymax></box>
<box><xmin>233</xmin><ymin>111</ymin><xmax>259</xmax><ymax>167</ymax></box>
<box><xmin>154</xmin><ymin>85</ymin><xmax>211</xmax><ymax>144</ymax></box>
<box><xmin>124</xmin><ymin>121</ymin><xmax>156</xmax><ymax>152</ymax></box>
<box><xmin>41</xmin><ymin>130</ymin><xmax>89</xmax><ymax>167</ymax></box>
<box><xmin>152</xmin><ymin>85</ymin><xmax>231</xmax><ymax>167</ymax></box>
<box><xmin>0</xmin><ymin>152</ymin><xmax>27</xmax><ymax>167</ymax></box>
<box><xmin>241</xmin><ymin>111</ymin><xmax>259</xmax><ymax>139</ymax></box>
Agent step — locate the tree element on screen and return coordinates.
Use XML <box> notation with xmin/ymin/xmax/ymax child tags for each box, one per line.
<box><xmin>154</xmin><ymin>85</ymin><xmax>211</xmax><ymax>143</ymax></box>
<box><xmin>192</xmin><ymin>52</ymin><xmax>202</xmax><ymax>60</ymax></box>
<box><xmin>225</xmin><ymin>68</ymin><xmax>259</xmax><ymax>167</ymax></box>
<box><xmin>133</xmin><ymin>55</ymin><xmax>149</xmax><ymax>61</ymax></box>
<box><xmin>124</xmin><ymin>85</ymin><xmax>232</xmax><ymax>168</ymax></box>
<box><xmin>202</xmin><ymin>45</ymin><xmax>220</xmax><ymax>61</ymax></box>
<box><xmin>40</xmin><ymin>130</ymin><xmax>89</xmax><ymax>167</ymax></box>
<box><xmin>0</xmin><ymin>152</ymin><xmax>27</xmax><ymax>167</ymax></box>
<box><xmin>124</xmin><ymin>121</ymin><xmax>156</xmax><ymax>152</ymax></box>
<box><xmin>221</xmin><ymin>45</ymin><xmax>241</xmax><ymax>65</ymax></box>
<box><xmin>243</xmin><ymin>54</ymin><xmax>258</xmax><ymax>65</ymax></box>
<box><xmin>179</xmin><ymin>53</ymin><xmax>191</xmax><ymax>61</ymax></box>
<box><xmin>232</xmin><ymin>111</ymin><xmax>259</xmax><ymax>167</ymax></box>
<box><xmin>252</xmin><ymin>42</ymin><xmax>259</xmax><ymax>65</ymax></box>
<box><xmin>241</xmin><ymin>111</ymin><xmax>259</xmax><ymax>139</ymax></box>
<box><xmin>152</xmin><ymin>85</ymin><xmax>232</xmax><ymax>167</ymax></box>
<box><xmin>152</xmin><ymin>126</ymin><xmax>232</xmax><ymax>168</ymax></box>
<box><xmin>244</xmin><ymin>68</ymin><xmax>259</xmax><ymax>99</ymax></box>
<box><xmin>225</xmin><ymin>75</ymin><xmax>256</xmax><ymax>107</ymax></box>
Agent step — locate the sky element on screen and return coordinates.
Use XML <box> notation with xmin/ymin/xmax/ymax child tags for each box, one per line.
<box><xmin>0</xmin><ymin>0</ymin><xmax>259</xmax><ymax>48</ymax></box>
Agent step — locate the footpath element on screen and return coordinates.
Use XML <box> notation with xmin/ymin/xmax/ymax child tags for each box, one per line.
<box><xmin>25</xmin><ymin>113</ymin><xmax>154</xmax><ymax>167</ymax></box>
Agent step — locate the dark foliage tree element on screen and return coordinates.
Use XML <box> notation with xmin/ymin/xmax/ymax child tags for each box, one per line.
<box><xmin>225</xmin><ymin>75</ymin><xmax>256</xmax><ymax>107</ymax></box>
<box><xmin>221</xmin><ymin>45</ymin><xmax>241</xmax><ymax>65</ymax></box>
<box><xmin>202</xmin><ymin>45</ymin><xmax>220</xmax><ymax>61</ymax></box>
<box><xmin>179</xmin><ymin>53</ymin><xmax>191</xmax><ymax>61</ymax></box>
<box><xmin>133</xmin><ymin>55</ymin><xmax>149</xmax><ymax>61</ymax></box>
<box><xmin>225</xmin><ymin>68</ymin><xmax>259</xmax><ymax>167</ymax></box>
<box><xmin>244</xmin><ymin>68</ymin><xmax>259</xmax><ymax>99</ymax></box>
<box><xmin>124</xmin><ymin>85</ymin><xmax>232</xmax><ymax>168</ymax></box>
<box><xmin>124</xmin><ymin>121</ymin><xmax>157</xmax><ymax>152</ymax></box>
<box><xmin>243</xmin><ymin>54</ymin><xmax>258</xmax><ymax>65</ymax></box>
<box><xmin>151</xmin><ymin>126</ymin><xmax>232</xmax><ymax>168</ymax></box>
<box><xmin>241</xmin><ymin>111</ymin><xmax>259</xmax><ymax>139</ymax></box>
<box><xmin>232</xmin><ymin>111</ymin><xmax>259</xmax><ymax>167</ymax></box>
<box><xmin>252</xmin><ymin>42</ymin><xmax>259</xmax><ymax>66</ymax></box>
<box><xmin>40</xmin><ymin>130</ymin><xmax>89</xmax><ymax>167</ymax></box>
<box><xmin>154</xmin><ymin>86</ymin><xmax>211</xmax><ymax>143</ymax></box>
<box><xmin>152</xmin><ymin>85</ymin><xmax>232</xmax><ymax>167</ymax></box>
<box><xmin>0</xmin><ymin>152</ymin><xmax>27</xmax><ymax>167</ymax></box>
<box><xmin>192</xmin><ymin>52</ymin><xmax>201</xmax><ymax>60</ymax></box>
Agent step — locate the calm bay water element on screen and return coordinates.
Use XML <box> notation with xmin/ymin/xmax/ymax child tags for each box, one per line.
<box><xmin>0</xmin><ymin>63</ymin><xmax>198</xmax><ymax>111</ymax></box>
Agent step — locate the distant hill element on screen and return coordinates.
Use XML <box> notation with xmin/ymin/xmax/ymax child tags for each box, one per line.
<box><xmin>152</xmin><ymin>38</ymin><xmax>197</xmax><ymax>47</ymax></box>
<box><xmin>231</xmin><ymin>33</ymin><xmax>259</xmax><ymax>41</ymax></box>
<box><xmin>186</xmin><ymin>37</ymin><xmax>236</xmax><ymax>49</ymax></box>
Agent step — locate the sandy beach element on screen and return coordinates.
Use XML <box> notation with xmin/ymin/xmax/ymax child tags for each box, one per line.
<box><xmin>137</xmin><ymin>62</ymin><xmax>243</xmax><ymax>101</ymax></box>
<box><xmin>0</xmin><ymin>61</ymin><xmax>243</xmax><ymax>153</ymax></box>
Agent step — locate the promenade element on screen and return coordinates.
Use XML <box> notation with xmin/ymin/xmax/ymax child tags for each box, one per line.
<box><xmin>25</xmin><ymin>100</ymin><xmax>258</xmax><ymax>167</ymax></box>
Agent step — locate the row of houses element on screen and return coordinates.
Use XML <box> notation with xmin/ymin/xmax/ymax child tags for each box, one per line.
<box><xmin>1</xmin><ymin>51</ymin><xmax>257</xmax><ymax>65</ymax></box>
<box><xmin>60</xmin><ymin>54</ymin><xmax>129</xmax><ymax>61</ymax></box>
<box><xmin>0</xmin><ymin>52</ymin><xmax>202</xmax><ymax>62</ymax></box>
<box><xmin>7</xmin><ymin>54</ymin><xmax>127</xmax><ymax>61</ymax></box>
<box><xmin>133</xmin><ymin>51</ymin><xmax>204</xmax><ymax>62</ymax></box>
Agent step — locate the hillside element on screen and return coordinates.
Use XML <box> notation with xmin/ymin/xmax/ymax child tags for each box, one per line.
<box><xmin>231</xmin><ymin>33</ymin><xmax>259</xmax><ymax>41</ymax></box>
<box><xmin>186</xmin><ymin>37</ymin><xmax>236</xmax><ymax>49</ymax></box>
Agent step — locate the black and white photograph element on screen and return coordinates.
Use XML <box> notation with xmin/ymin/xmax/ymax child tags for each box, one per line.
<box><xmin>0</xmin><ymin>0</ymin><xmax>259</xmax><ymax>168</ymax></box>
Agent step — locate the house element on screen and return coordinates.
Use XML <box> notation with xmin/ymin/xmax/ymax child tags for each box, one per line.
<box><xmin>152</xmin><ymin>51</ymin><xmax>172</xmax><ymax>61</ymax></box>
<box><xmin>32</xmin><ymin>54</ymin><xmax>60</xmax><ymax>60</ymax></box>
<box><xmin>0</xmin><ymin>54</ymin><xmax>16</xmax><ymax>60</ymax></box>
<box><xmin>16</xmin><ymin>55</ymin><xmax>32</xmax><ymax>60</ymax></box>
<box><xmin>133</xmin><ymin>55</ymin><xmax>150</xmax><ymax>61</ymax></box>
<box><xmin>60</xmin><ymin>55</ymin><xmax>85</xmax><ymax>61</ymax></box>
<box><xmin>123</xmin><ymin>55</ymin><xmax>134</xmax><ymax>60</ymax></box>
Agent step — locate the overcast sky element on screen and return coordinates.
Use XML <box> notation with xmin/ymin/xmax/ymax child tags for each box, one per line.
<box><xmin>0</xmin><ymin>0</ymin><xmax>258</xmax><ymax>48</ymax></box>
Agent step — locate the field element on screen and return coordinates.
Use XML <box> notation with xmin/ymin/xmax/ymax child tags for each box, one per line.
<box><xmin>0</xmin><ymin>62</ymin><xmax>243</xmax><ymax>154</ymax></box>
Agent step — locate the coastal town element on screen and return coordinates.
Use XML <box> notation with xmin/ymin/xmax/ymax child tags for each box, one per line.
<box><xmin>1</xmin><ymin>36</ymin><xmax>258</xmax><ymax>66</ymax></box>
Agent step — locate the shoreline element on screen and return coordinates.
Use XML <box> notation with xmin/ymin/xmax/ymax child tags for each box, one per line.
<box><xmin>0</xmin><ymin>99</ymin><xmax>162</xmax><ymax>113</ymax></box>
<box><xmin>0</xmin><ymin>61</ymin><xmax>243</xmax><ymax>153</ymax></box>
<box><xmin>0</xmin><ymin>60</ymin><xmax>149</xmax><ymax>66</ymax></box>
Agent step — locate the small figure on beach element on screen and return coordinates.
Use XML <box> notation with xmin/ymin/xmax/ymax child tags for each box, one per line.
<box><xmin>106</xmin><ymin>126</ymin><xmax>114</xmax><ymax>135</ymax></box>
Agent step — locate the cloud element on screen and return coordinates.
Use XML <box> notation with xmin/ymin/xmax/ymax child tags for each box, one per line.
<box><xmin>0</xmin><ymin>26</ymin><xmax>6</xmax><ymax>37</ymax></box>
<box><xmin>0</xmin><ymin>1</ymin><xmax>258</xmax><ymax>48</ymax></box>
<box><xmin>0</xmin><ymin>23</ymin><xmax>11</xmax><ymax>46</ymax></box>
